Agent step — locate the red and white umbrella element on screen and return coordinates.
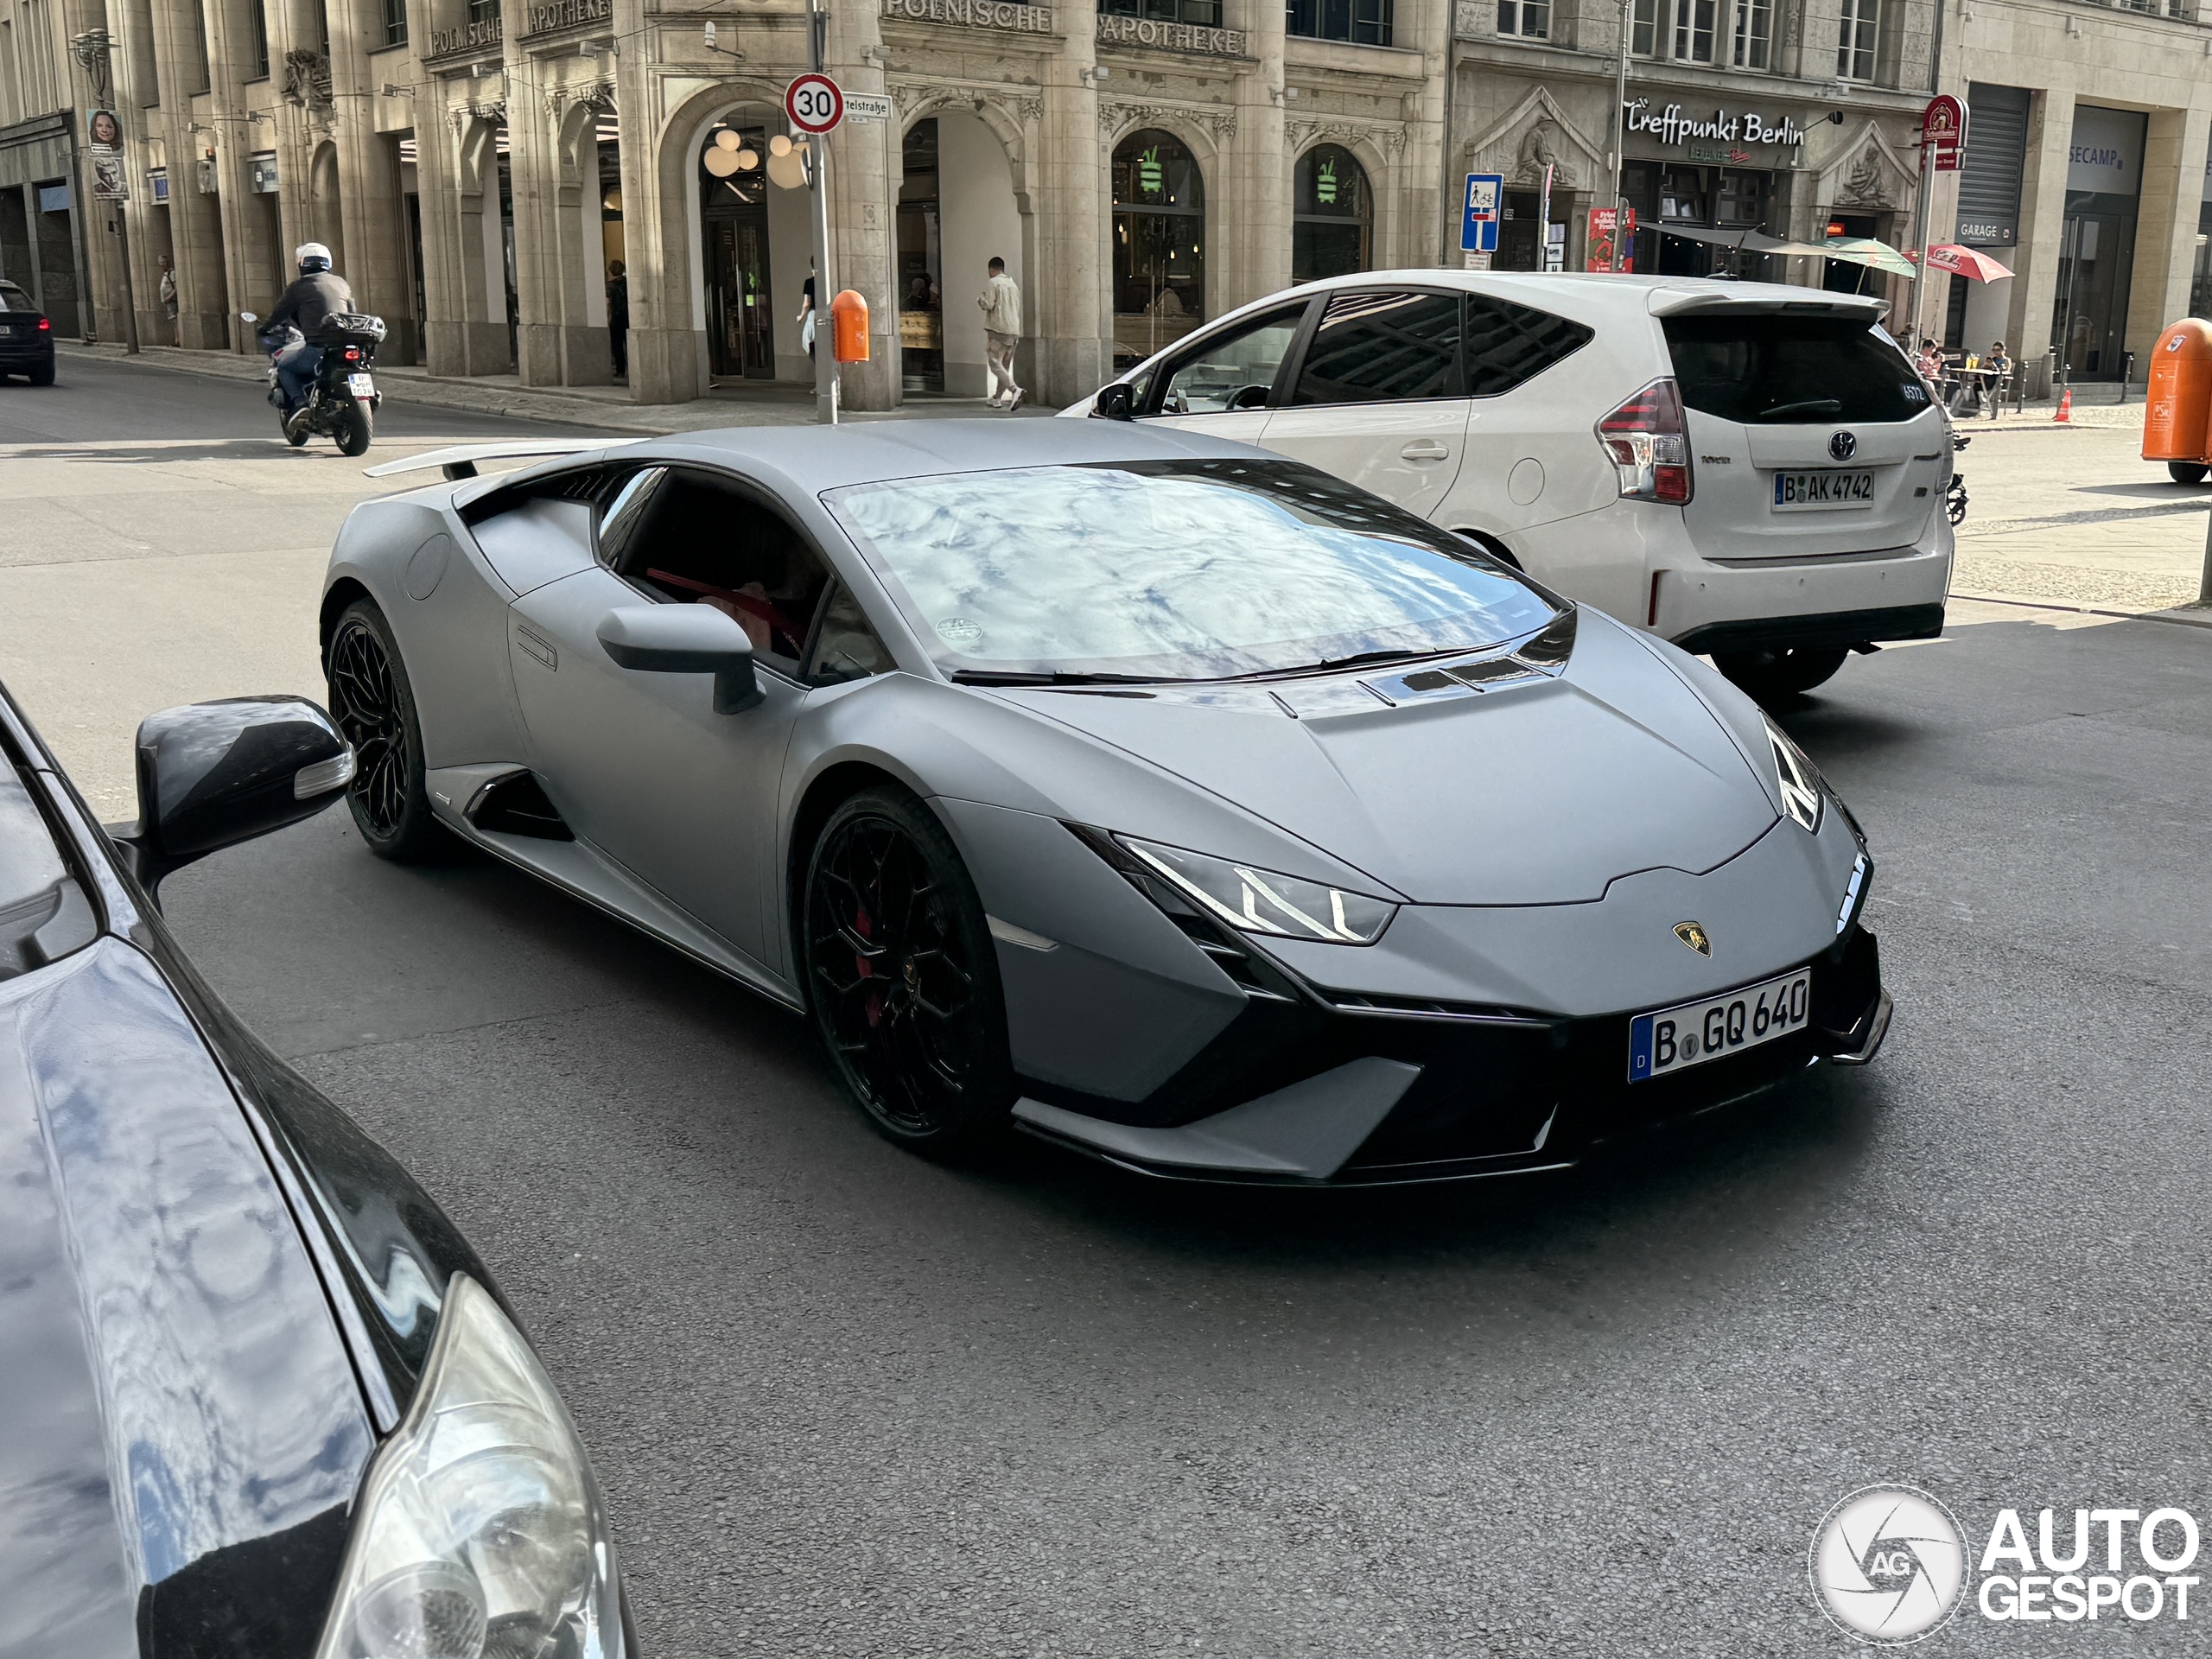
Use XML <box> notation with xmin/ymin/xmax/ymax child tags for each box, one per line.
<box><xmin>1913</xmin><ymin>244</ymin><xmax>2016</xmax><ymax>283</ymax></box>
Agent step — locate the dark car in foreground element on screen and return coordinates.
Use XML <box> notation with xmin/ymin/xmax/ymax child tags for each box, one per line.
<box><xmin>0</xmin><ymin>279</ymin><xmax>55</xmax><ymax>385</ymax></box>
<box><xmin>0</xmin><ymin>679</ymin><xmax>630</xmax><ymax>1657</ymax></box>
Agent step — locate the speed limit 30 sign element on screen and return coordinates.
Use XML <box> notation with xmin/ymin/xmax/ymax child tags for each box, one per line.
<box><xmin>785</xmin><ymin>73</ymin><xmax>843</xmax><ymax>135</ymax></box>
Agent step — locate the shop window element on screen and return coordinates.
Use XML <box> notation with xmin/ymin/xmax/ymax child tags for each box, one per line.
<box><xmin>1837</xmin><ymin>0</ymin><xmax>1878</xmax><ymax>80</ymax></box>
<box><xmin>1113</xmin><ymin>130</ymin><xmax>1205</xmax><ymax>368</ymax></box>
<box><xmin>1673</xmin><ymin>0</ymin><xmax>1715</xmax><ymax>61</ymax></box>
<box><xmin>2191</xmin><ymin>204</ymin><xmax>2211</xmax><ymax>321</ymax></box>
<box><xmin>1293</xmin><ymin>145</ymin><xmax>1371</xmax><ymax>283</ymax></box>
<box><xmin>382</xmin><ymin>0</ymin><xmax>407</xmax><ymax>46</ymax></box>
<box><xmin>1286</xmin><ymin>0</ymin><xmax>1393</xmax><ymax>46</ymax></box>
<box><xmin>1630</xmin><ymin>0</ymin><xmax>1657</xmax><ymax>53</ymax></box>
<box><xmin>1659</xmin><ymin>167</ymin><xmax>1707</xmax><ymax>223</ymax></box>
<box><xmin>1497</xmin><ymin>0</ymin><xmax>1548</xmax><ymax>35</ymax></box>
<box><xmin>1103</xmin><ymin>0</ymin><xmax>1224</xmax><ymax>25</ymax></box>
<box><xmin>1729</xmin><ymin>0</ymin><xmax>1769</xmax><ymax>67</ymax></box>
<box><xmin>1716</xmin><ymin>170</ymin><xmax>1764</xmax><ymax>228</ymax></box>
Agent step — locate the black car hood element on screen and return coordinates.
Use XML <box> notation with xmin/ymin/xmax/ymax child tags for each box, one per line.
<box><xmin>0</xmin><ymin>939</ymin><xmax>372</xmax><ymax>1656</ymax></box>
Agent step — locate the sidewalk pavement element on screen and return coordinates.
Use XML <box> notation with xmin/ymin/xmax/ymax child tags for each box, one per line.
<box><xmin>58</xmin><ymin>341</ymin><xmax>1037</xmax><ymax>432</ymax></box>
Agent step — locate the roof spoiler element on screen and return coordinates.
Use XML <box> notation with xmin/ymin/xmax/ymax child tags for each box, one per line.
<box><xmin>1646</xmin><ymin>288</ymin><xmax>1888</xmax><ymax>321</ymax></box>
<box><xmin>362</xmin><ymin>439</ymin><xmax>613</xmax><ymax>481</ymax></box>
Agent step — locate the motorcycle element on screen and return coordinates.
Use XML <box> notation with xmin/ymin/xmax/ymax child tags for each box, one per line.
<box><xmin>1947</xmin><ymin>429</ymin><xmax>1970</xmax><ymax>528</ymax></box>
<box><xmin>239</xmin><ymin>308</ymin><xmax>385</xmax><ymax>457</ymax></box>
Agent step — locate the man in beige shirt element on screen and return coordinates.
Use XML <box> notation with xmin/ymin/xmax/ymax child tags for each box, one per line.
<box><xmin>977</xmin><ymin>257</ymin><xmax>1023</xmax><ymax>410</ymax></box>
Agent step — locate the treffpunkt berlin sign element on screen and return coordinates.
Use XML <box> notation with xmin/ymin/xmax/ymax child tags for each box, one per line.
<box><xmin>1624</xmin><ymin>99</ymin><xmax>1805</xmax><ymax>150</ymax></box>
<box><xmin>880</xmin><ymin>0</ymin><xmax>1054</xmax><ymax>32</ymax></box>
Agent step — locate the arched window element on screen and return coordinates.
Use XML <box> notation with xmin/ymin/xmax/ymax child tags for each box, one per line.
<box><xmin>1112</xmin><ymin>129</ymin><xmax>1205</xmax><ymax>366</ymax></box>
<box><xmin>1293</xmin><ymin>144</ymin><xmax>1371</xmax><ymax>283</ymax></box>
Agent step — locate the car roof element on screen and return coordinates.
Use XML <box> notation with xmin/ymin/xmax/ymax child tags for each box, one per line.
<box><xmin>647</xmin><ymin>415</ymin><xmax>1278</xmax><ymax>493</ymax></box>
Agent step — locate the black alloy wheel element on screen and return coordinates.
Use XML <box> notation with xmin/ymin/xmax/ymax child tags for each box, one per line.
<box><xmin>803</xmin><ymin>787</ymin><xmax>1013</xmax><ymax>1153</ymax></box>
<box><xmin>326</xmin><ymin>600</ymin><xmax>443</xmax><ymax>861</ymax></box>
<box><xmin>1713</xmin><ymin>645</ymin><xmax>1850</xmax><ymax>702</ymax></box>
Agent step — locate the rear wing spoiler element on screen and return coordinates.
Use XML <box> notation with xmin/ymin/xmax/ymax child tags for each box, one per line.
<box><xmin>1646</xmin><ymin>287</ymin><xmax>1889</xmax><ymax>322</ymax></box>
<box><xmin>362</xmin><ymin>439</ymin><xmax>616</xmax><ymax>481</ymax></box>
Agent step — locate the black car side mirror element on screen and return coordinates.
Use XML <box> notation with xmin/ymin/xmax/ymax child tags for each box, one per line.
<box><xmin>111</xmin><ymin>696</ymin><xmax>355</xmax><ymax>891</ymax></box>
<box><xmin>596</xmin><ymin>606</ymin><xmax>763</xmax><ymax>714</ymax></box>
<box><xmin>1092</xmin><ymin>383</ymin><xmax>1135</xmax><ymax>421</ymax></box>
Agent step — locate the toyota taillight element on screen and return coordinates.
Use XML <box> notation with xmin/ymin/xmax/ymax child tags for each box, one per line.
<box><xmin>1596</xmin><ymin>378</ymin><xmax>1693</xmax><ymax>505</ymax></box>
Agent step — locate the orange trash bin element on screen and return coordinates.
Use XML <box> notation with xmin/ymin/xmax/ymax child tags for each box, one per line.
<box><xmin>830</xmin><ymin>289</ymin><xmax>870</xmax><ymax>364</ymax></box>
<box><xmin>2141</xmin><ymin>318</ymin><xmax>2212</xmax><ymax>481</ymax></box>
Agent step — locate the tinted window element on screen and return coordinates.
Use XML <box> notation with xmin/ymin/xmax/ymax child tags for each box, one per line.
<box><xmin>827</xmin><ymin>459</ymin><xmax>1558</xmax><ymax>683</ymax></box>
<box><xmin>805</xmin><ymin>583</ymin><xmax>892</xmax><ymax>683</ymax></box>
<box><xmin>616</xmin><ymin>470</ymin><xmax>830</xmax><ymax>673</ymax></box>
<box><xmin>0</xmin><ymin>760</ymin><xmax>98</xmax><ymax>982</ymax></box>
<box><xmin>1290</xmin><ymin>291</ymin><xmax>1463</xmax><ymax>405</ymax></box>
<box><xmin>1665</xmin><ymin>315</ymin><xmax>1929</xmax><ymax>424</ymax></box>
<box><xmin>0</xmin><ymin>282</ymin><xmax>32</xmax><ymax>313</ymax></box>
<box><xmin>1155</xmin><ymin>303</ymin><xmax>1306</xmax><ymax>415</ymax></box>
<box><xmin>1465</xmin><ymin>296</ymin><xmax>1593</xmax><ymax>396</ymax></box>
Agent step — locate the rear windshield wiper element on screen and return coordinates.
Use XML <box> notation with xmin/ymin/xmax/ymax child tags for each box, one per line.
<box><xmin>1757</xmin><ymin>397</ymin><xmax>1843</xmax><ymax>419</ymax></box>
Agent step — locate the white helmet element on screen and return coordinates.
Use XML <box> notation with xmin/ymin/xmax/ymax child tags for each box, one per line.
<box><xmin>295</xmin><ymin>241</ymin><xmax>333</xmax><ymax>273</ymax></box>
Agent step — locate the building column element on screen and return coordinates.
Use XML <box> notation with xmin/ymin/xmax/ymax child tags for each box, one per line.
<box><xmin>822</xmin><ymin>0</ymin><xmax>895</xmax><ymax>410</ymax></box>
<box><xmin>2126</xmin><ymin>106</ymin><xmax>2210</xmax><ymax>359</ymax></box>
<box><xmin>1033</xmin><ymin>10</ymin><xmax>1106</xmax><ymax>406</ymax></box>
<box><xmin>615</xmin><ymin>0</ymin><xmax>693</xmax><ymax>404</ymax></box>
<box><xmin>2007</xmin><ymin>85</ymin><xmax>2072</xmax><ymax>391</ymax></box>
<box><xmin>1224</xmin><ymin>0</ymin><xmax>1288</xmax><ymax>309</ymax></box>
<box><xmin>148</xmin><ymin>0</ymin><xmax>237</xmax><ymax>345</ymax></box>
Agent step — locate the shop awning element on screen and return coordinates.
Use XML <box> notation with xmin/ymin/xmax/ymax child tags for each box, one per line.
<box><xmin>1820</xmin><ymin>238</ymin><xmax>1918</xmax><ymax>277</ymax></box>
<box><xmin>1914</xmin><ymin>243</ymin><xmax>2016</xmax><ymax>283</ymax></box>
<box><xmin>1649</xmin><ymin>224</ymin><xmax>1796</xmax><ymax>253</ymax></box>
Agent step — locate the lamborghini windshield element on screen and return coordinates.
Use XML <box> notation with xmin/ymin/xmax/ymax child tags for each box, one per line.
<box><xmin>825</xmin><ymin>459</ymin><xmax>1560</xmax><ymax>683</ymax></box>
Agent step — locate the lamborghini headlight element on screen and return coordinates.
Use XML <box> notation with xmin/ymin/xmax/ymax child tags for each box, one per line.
<box><xmin>1764</xmin><ymin>718</ymin><xmax>1824</xmax><ymax>835</ymax></box>
<box><xmin>315</xmin><ymin>1274</ymin><xmax>624</xmax><ymax>1659</ymax></box>
<box><xmin>1119</xmin><ymin>836</ymin><xmax>1395</xmax><ymax>945</ymax></box>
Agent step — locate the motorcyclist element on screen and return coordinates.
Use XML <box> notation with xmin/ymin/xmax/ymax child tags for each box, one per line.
<box><xmin>264</xmin><ymin>242</ymin><xmax>353</xmax><ymax>424</ymax></box>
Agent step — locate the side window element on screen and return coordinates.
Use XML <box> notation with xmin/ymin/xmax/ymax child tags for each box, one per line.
<box><xmin>0</xmin><ymin>759</ymin><xmax>97</xmax><ymax>983</ymax></box>
<box><xmin>595</xmin><ymin>466</ymin><xmax>666</xmax><ymax>569</ymax></box>
<box><xmin>1464</xmin><ymin>296</ymin><xmax>1595</xmax><ymax>397</ymax></box>
<box><xmin>613</xmin><ymin>470</ymin><xmax>831</xmax><ymax>677</ymax></box>
<box><xmin>804</xmin><ymin>583</ymin><xmax>893</xmax><ymax>684</ymax></box>
<box><xmin>1289</xmin><ymin>290</ymin><xmax>1465</xmax><ymax>406</ymax></box>
<box><xmin>1152</xmin><ymin>302</ymin><xmax>1309</xmax><ymax>415</ymax></box>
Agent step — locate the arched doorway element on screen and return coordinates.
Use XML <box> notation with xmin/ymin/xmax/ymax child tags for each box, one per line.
<box><xmin>699</xmin><ymin>121</ymin><xmax>775</xmax><ymax>379</ymax></box>
<box><xmin>1112</xmin><ymin>128</ymin><xmax>1204</xmax><ymax>370</ymax></box>
<box><xmin>1293</xmin><ymin>144</ymin><xmax>1370</xmax><ymax>283</ymax></box>
<box><xmin>900</xmin><ymin>108</ymin><xmax>1022</xmax><ymax>397</ymax></box>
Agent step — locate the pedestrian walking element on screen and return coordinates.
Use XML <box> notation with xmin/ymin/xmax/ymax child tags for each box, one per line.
<box><xmin>798</xmin><ymin>259</ymin><xmax>817</xmax><ymax>360</ymax></box>
<box><xmin>157</xmin><ymin>254</ymin><xmax>178</xmax><ymax>346</ymax></box>
<box><xmin>606</xmin><ymin>260</ymin><xmax>629</xmax><ymax>379</ymax></box>
<box><xmin>977</xmin><ymin>256</ymin><xmax>1022</xmax><ymax>410</ymax></box>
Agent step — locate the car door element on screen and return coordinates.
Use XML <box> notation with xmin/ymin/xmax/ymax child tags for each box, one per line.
<box><xmin>505</xmin><ymin>465</ymin><xmax>828</xmax><ymax>977</ymax></box>
<box><xmin>1260</xmin><ymin>289</ymin><xmax>1471</xmax><ymax>522</ymax></box>
<box><xmin>1134</xmin><ymin>298</ymin><xmax>1316</xmax><ymax>447</ymax></box>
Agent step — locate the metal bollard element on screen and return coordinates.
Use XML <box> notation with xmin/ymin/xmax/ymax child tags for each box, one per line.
<box><xmin>2120</xmin><ymin>353</ymin><xmax>2135</xmax><ymax>405</ymax></box>
<box><xmin>2201</xmin><ymin>502</ymin><xmax>2212</xmax><ymax>607</ymax></box>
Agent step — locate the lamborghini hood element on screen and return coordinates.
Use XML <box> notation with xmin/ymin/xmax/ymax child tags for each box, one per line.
<box><xmin>1001</xmin><ymin>612</ymin><xmax>1781</xmax><ymax>906</ymax></box>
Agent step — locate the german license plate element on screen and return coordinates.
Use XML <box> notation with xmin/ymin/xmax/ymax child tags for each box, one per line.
<box><xmin>347</xmin><ymin>373</ymin><xmax>375</xmax><ymax>397</ymax></box>
<box><xmin>1627</xmin><ymin>969</ymin><xmax>1812</xmax><ymax>1082</ymax></box>
<box><xmin>1772</xmin><ymin>470</ymin><xmax>1875</xmax><ymax>510</ymax></box>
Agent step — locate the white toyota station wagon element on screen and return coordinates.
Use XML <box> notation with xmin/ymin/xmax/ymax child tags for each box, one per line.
<box><xmin>1066</xmin><ymin>272</ymin><xmax>1953</xmax><ymax>700</ymax></box>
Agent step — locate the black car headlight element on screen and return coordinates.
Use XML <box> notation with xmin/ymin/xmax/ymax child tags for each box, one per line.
<box><xmin>1764</xmin><ymin>718</ymin><xmax>1824</xmax><ymax>835</ymax></box>
<box><xmin>1118</xmin><ymin>835</ymin><xmax>1395</xmax><ymax>945</ymax></box>
<box><xmin>315</xmin><ymin>1274</ymin><xmax>624</xmax><ymax>1659</ymax></box>
<box><xmin>1836</xmin><ymin>851</ymin><xmax>1872</xmax><ymax>936</ymax></box>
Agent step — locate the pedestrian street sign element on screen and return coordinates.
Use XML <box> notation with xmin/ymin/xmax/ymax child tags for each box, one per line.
<box><xmin>1461</xmin><ymin>173</ymin><xmax>1503</xmax><ymax>254</ymax></box>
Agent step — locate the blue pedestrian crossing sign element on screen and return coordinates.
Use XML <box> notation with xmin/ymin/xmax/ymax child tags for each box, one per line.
<box><xmin>1461</xmin><ymin>173</ymin><xmax>1503</xmax><ymax>254</ymax></box>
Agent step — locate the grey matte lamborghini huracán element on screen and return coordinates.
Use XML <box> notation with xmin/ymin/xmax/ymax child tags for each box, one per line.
<box><xmin>322</xmin><ymin>420</ymin><xmax>1890</xmax><ymax>1185</ymax></box>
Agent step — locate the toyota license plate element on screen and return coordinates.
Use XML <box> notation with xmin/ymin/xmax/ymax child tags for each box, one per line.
<box><xmin>1627</xmin><ymin>969</ymin><xmax>1812</xmax><ymax>1082</ymax></box>
<box><xmin>347</xmin><ymin>372</ymin><xmax>375</xmax><ymax>397</ymax></box>
<box><xmin>1772</xmin><ymin>470</ymin><xmax>1875</xmax><ymax>510</ymax></box>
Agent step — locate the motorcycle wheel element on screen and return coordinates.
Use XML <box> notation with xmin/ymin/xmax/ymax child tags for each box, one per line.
<box><xmin>337</xmin><ymin>401</ymin><xmax>373</xmax><ymax>457</ymax></box>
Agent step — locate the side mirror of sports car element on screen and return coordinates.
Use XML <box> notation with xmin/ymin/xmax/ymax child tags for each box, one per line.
<box><xmin>1091</xmin><ymin>382</ymin><xmax>1134</xmax><ymax>421</ymax></box>
<box><xmin>596</xmin><ymin>605</ymin><xmax>763</xmax><ymax>715</ymax></box>
<box><xmin>110</xmin><ymin>696</ymin><xmax>355</xmax><ymax>893</ymax></box>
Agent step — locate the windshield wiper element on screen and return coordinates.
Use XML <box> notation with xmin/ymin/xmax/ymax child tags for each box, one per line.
<box><xmin>949</xmin><ymin>669</ymin><xmax>1175</xmax><ymax>687</ymax></box>
<box><xmin>1220</xmin><ymin>647</ymin><xmax>1468</xmax><ymax>683</ymax></box>
<box><xmin>1757</xmin><ymin>397</ymin><xmax>1843</xmax><ymax>419</ymax></box>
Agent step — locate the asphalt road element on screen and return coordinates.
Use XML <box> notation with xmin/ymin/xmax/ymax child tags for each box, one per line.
<box><xmin>16</xmin><ymin>359</ymin><xmax>2212</xmax><ymax>1656</ymax></box>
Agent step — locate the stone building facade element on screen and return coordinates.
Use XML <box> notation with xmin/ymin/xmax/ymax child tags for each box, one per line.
<box><xmin>32</xmin><ymin>0</ymin><xmax>1450</xmax><ymax>408</ymax></box>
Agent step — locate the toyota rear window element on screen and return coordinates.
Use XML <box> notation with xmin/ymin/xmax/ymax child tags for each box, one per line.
<box><xmin>1663</xmin><ymin>315</ymin><xmax>1929</xmax><ymax>425</ymax></box>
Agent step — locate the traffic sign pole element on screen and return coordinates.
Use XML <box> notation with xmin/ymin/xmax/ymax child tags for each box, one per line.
<box><xmin>792</xmin><ymin>10</ymin><xmax>840</xmax><ymax>424</ymax></box>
